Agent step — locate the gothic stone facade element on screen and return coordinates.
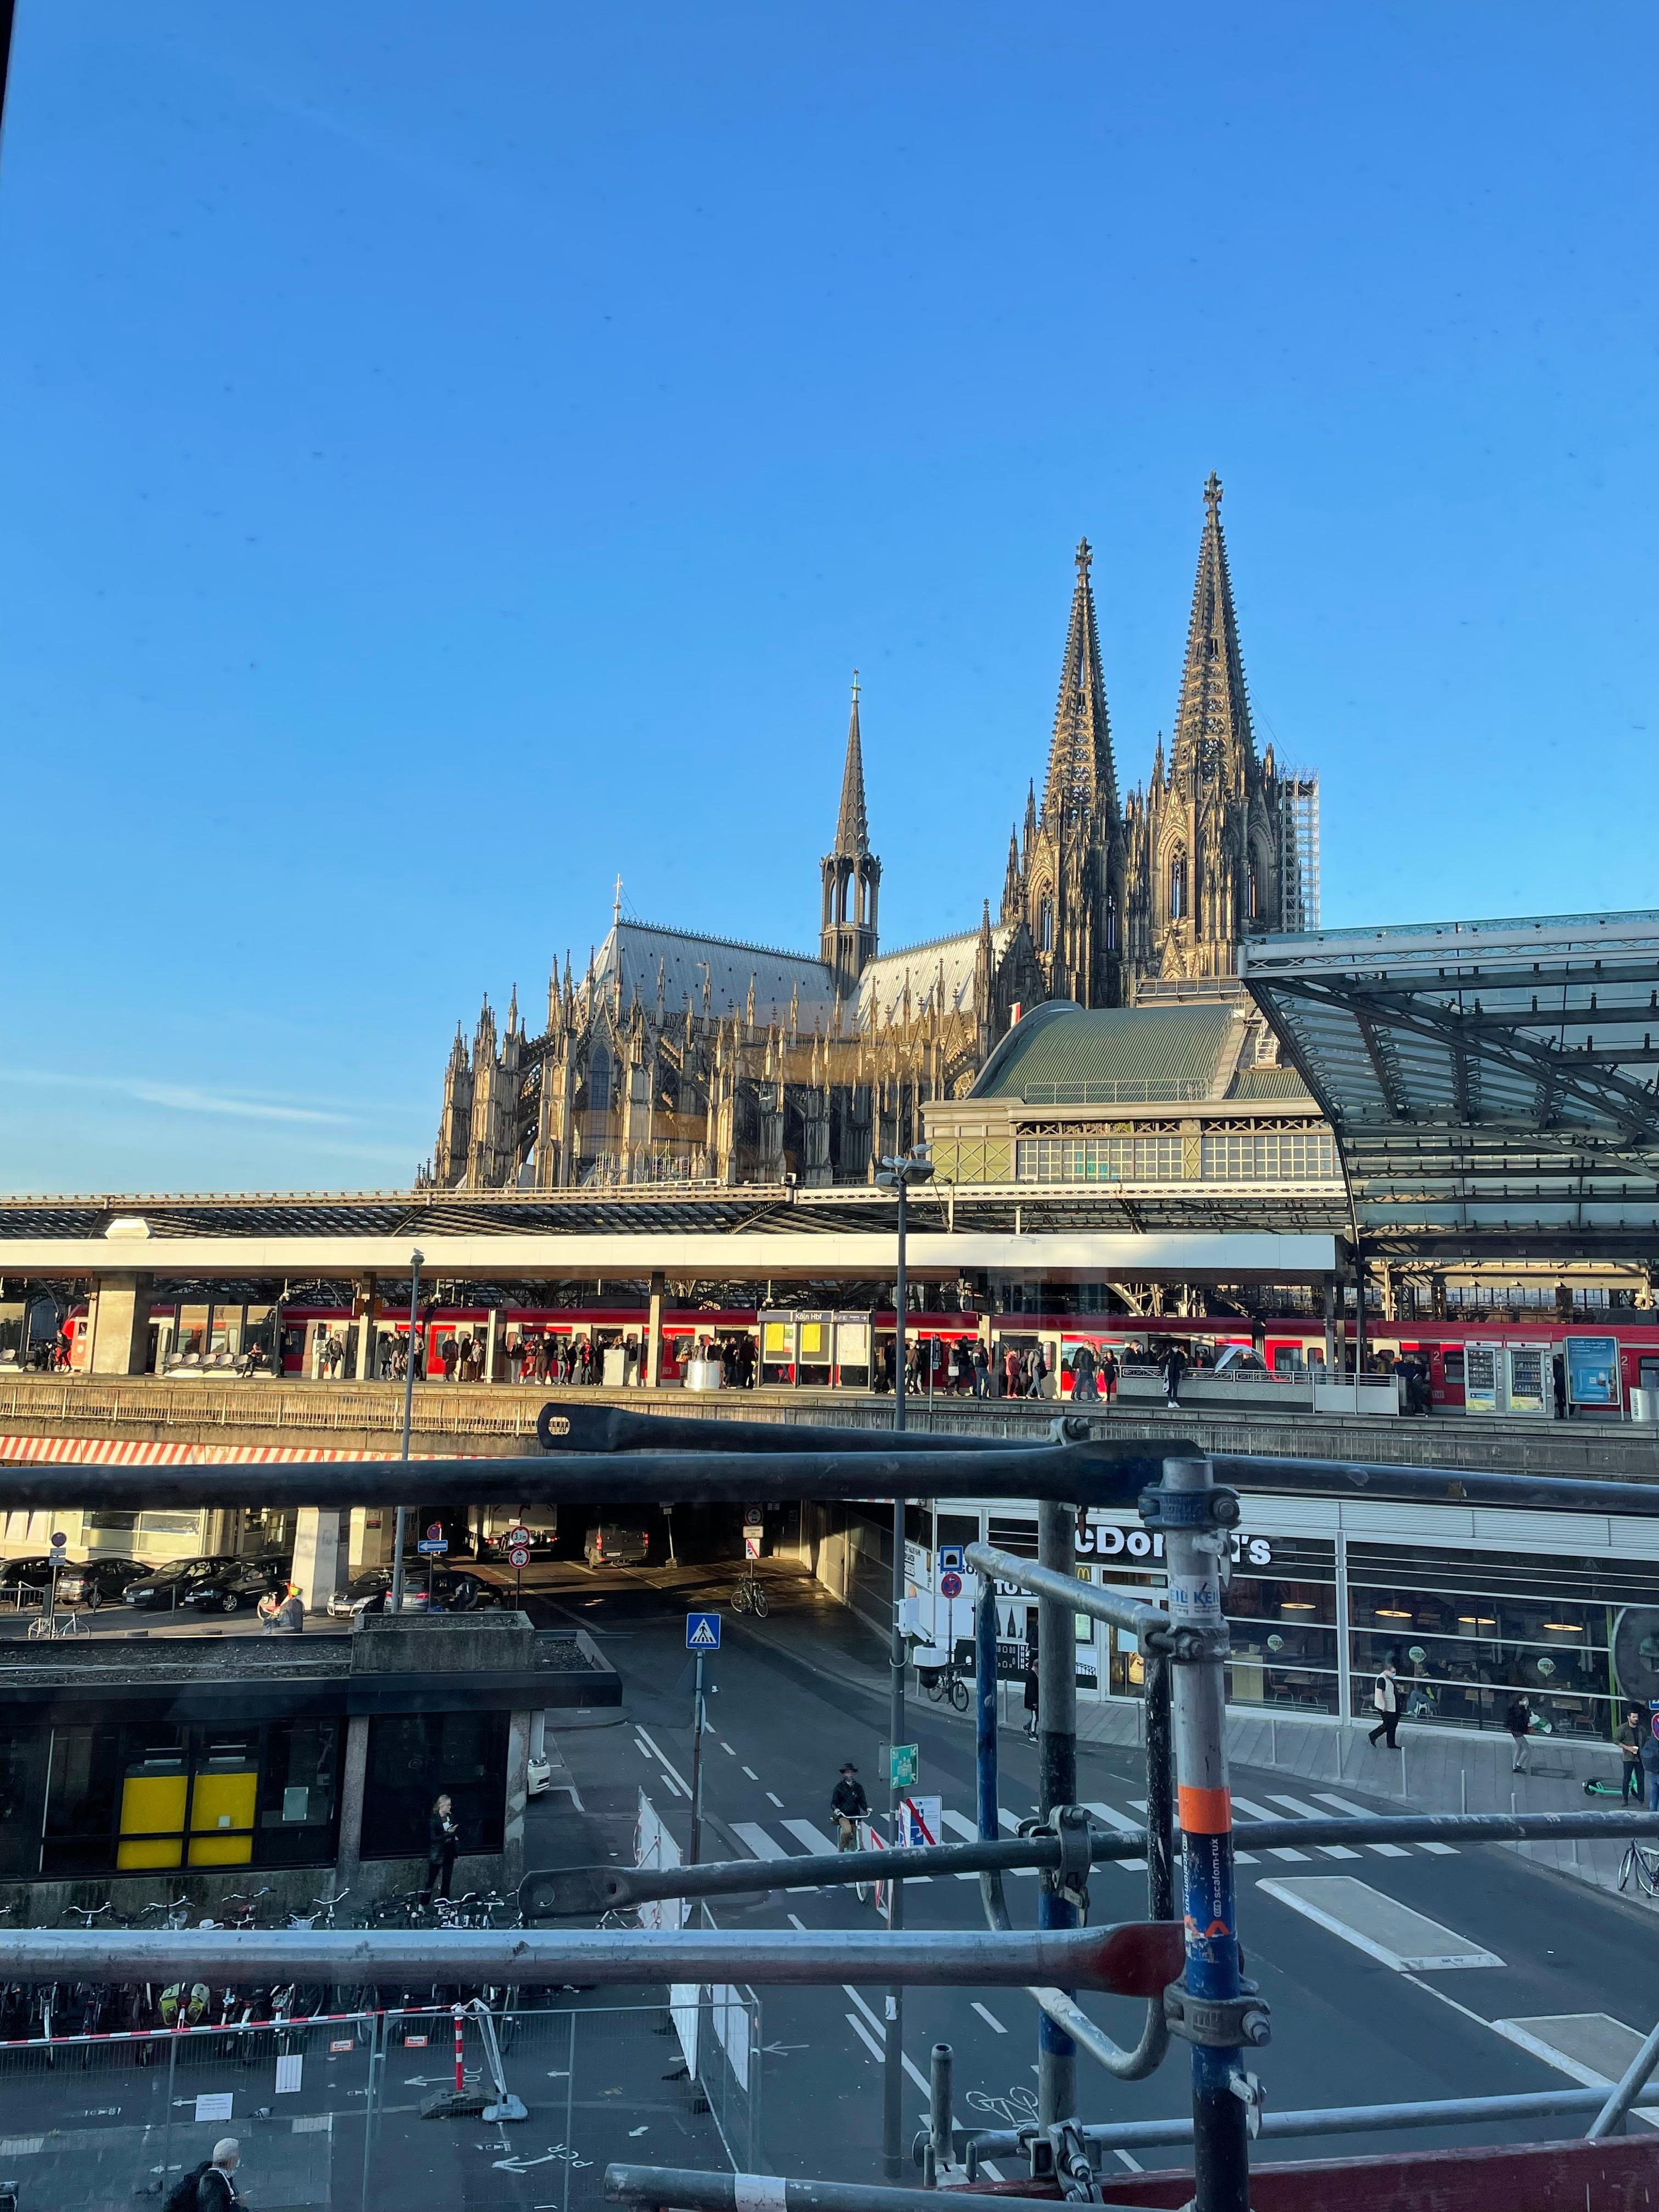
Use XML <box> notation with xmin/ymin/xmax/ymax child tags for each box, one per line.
<box><xmin>429</xmin><ymin>477</ymin><xmax>1314</xmax><ymax>1190</ymax></box>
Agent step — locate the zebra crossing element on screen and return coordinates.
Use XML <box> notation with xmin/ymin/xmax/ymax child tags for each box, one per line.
<box><xmin>721</xmin><ymin>1787</ymin><xmax>1457</xmax><ymax>1881</ymax></box>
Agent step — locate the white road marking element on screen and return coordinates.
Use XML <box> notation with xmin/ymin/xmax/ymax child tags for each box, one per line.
<box><xmin>766</xmin><ymin>1792</ymin><xmax>785</xmax><ymax>1809</ymax></box>
<box><xmin>844</xmin><ymin>1989</ymin><xmax>931</xmax><ymax>2091</ymax></box>
<box><xmin>1259</xmin><ymin>1876</ymin><xmax>1503</xmax><ymax>1970</ymax></box>
<box><xmin>659</xmin><ymin>1770</ymin><xmax>685</xmax><ymax>1799</ymax></box>
<box><xmin>1228</xmin><ymin>1797</ymin><xmax>1311</xmax><ymax>1861</ymax></box>
<box><xmin>1488</xmin><ymin>2013</ymin><xmax>1658</xmax><ymax>2124</ymax></box>
<box><xmin>943</xmin><ymin>1808</ymin><xmax>1031</xmax><ymax>1876</ymax></box>
<box><xmin>743</xmin><ymin>1767</ymin><xmax>759</xmax><ymax>1780</ymax></box>
<box><xmin>721</xmin><ymin>1742</ymin><xmax>735</xmax><ymax>1757</ymax></box>
<box><xmin>1114</xmin><ymin>2150</ymin><xmax>1144</xmax><ymax>2172</ymax></box>
<box><xmin>1261</xmin><ymin>1792</ymin><xmax>1362</xmax><ymax>1858</ymax></box>
<box><xmin>971</xmin><ymin>2002</ymin><xmax>1006</xmax><ymax>2034</ymax></box>
<box><xmin>634</xmin><ymin>1725</ymin><xmax>692</xmax><ymax>1797</ymax></box>
<box><xmin>978</xmin><ymin>2163</ymin><xmax>1005</xmax><ymax>2182</ymax></box>
<box><xmin>1084</xmin><ymin>1801</ymin><xmax>1146</xmax><ymax>1871</ymax></box>
<box><xmin>787</xmin><ymin>1912</ymin><xmax>807</xmax><ymax>1931</ymax></box>
<box><xmin>782</xmin><ymin>1819</ymin><xmax>843</xmax><ymax>1855</ymax></box>
<box><xmin>1311</xmin><ymin>1791</ymin><xmax>1412</xmax><ymax>1856</ymax></box>
<box><xmin>846</xmin><ymin>2012</ymin><xmax>885</xmax><ymax>2063</ymax></box>
<box><xmin>733</xmin><ymin>1821</ymin><xmax>810</xmax><ymax>1891</ymax></box>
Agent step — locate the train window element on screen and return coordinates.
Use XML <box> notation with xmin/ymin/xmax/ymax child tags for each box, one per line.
<box><xmin>1441</xmin><ymin>1350</ymin><xmax>1465</xmax><ymax>1383</ymax></box>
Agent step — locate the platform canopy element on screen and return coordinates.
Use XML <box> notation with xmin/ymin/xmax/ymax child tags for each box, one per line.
<box><xmin>1239</xmin><ymin>909</ymin><xmax>1659</xmax><ymax>1262</ymax></box>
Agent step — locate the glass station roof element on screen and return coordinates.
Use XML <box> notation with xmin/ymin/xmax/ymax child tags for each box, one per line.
<box><xmin>1239</xmin><ymin>910</ymin><xmax>1659</xmax><ymax>1260</ymax></box>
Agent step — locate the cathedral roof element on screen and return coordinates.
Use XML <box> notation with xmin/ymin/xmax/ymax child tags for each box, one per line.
<box><xmin>590</xmin><ymin>920</ymin><xmax>836</xmax><ymax>1027</ymax></box>
<box><xmin>969</xmin><ymin>1001</ymin><xmax>1245</xmax><ymax>1102</ymax></box>
<box><xmin>857</xmin><ymin>923</ymin><xmax>1015</xmax><ymax>1028</ymax></box>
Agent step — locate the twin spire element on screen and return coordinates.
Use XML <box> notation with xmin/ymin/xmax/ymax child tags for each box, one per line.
<box><xmin>1041</xmin><ymin>537</ymin><xmax>1118</xmax><ymax>828</ymax></box>
<box><xmin>1032</xmin><ymin>476</ymin><xmax>1255</xmax><ymax>830</ymax></box>
<box><xmin>1170</xmin><ymin>470</ymin><xmax>1255</xmax><ymax>786</ymax></box>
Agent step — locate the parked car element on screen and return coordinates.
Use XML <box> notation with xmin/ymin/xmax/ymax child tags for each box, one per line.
<box><xmin>0</xmin><ymin>1556</ymin><xmax>58</xmax><ymax>1593</ymax></box>
<box><xmin>121</xmin><ymin>1557</ymin><xmax>241</xmax><ymax>1611</ymax></box>
<box><xmin>325</xmin><ymin>1564</ymin><xmax>496</xmax><ymax>1618</ymax></box>
<box><xmin>54</xmin><ymin>1558</ymin><xmax>148</xmax><ymax>1609</ymax></box>
<box><xmin>179</xmin><ymin>1555</ymin><xmax>295</xmax><ymax>1615</ymax></box>
<box><xmin>584</xmin><ymin>1523</ymin><xmax>650</xmax><ymax>1567</ymax></box>
<box><xmin>527</xmin><ymin>1751</ymin><xmax>551</xmax><ymax>1797</ymax></box>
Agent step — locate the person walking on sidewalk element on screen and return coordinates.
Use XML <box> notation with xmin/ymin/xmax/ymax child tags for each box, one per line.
<box><xmin>1618</xmin><ymin>1707</ymin><xmax>1646</xmax><ymax>1804</ymax></box>
<box><xmin>1643</xmin><ymin>1724</ymin><xmax>1659</xmax><ymax>1813</ymax></box>
<box><xmin>196</xmin><ymin>2141</ymin><xmax>244</xmax><ymax>2212</ymax></box>
<box><xmin>1368</xmin><ymin>1657</ymin><xmax>1403</xmax><ymax>1751</ymax></box>
<box><xmin>1022</xmin><ymin>1655</ymin><xmax>1040</xmax><ymax>1741</ymax></box>
<box><xmin>1506</xmin><ymin>1692</ymin><xmax>1533</xmax><ymax>1773</ymax></box>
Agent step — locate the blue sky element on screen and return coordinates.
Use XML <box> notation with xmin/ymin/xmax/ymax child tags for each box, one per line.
<box><xmin>0</xmin><ymin>3</ymin><xmax>1652</xmax><ymax>1192</ymax></box>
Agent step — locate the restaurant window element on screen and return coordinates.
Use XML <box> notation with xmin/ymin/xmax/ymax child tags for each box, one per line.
<box><xmin>1224</xmin><ymin>1536</ymin><xmax>1339</xmax><ymax>1716</ymax></box>
<box><xmin>1347</xmin><ymin>1543</ymin><xmax>1659</xmax><ymax>1740</ymax></box>
<box><xmin>360</xmin><ymin>1710</ymin><xmax>509</xmax><ymax>1863</ymax></box>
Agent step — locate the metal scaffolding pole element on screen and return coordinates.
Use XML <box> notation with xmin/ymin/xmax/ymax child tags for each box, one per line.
<box><xmin>1035</xmin><ymin>1496</ymin><xmax>1076</xmax><ymax>2128</ymax></box>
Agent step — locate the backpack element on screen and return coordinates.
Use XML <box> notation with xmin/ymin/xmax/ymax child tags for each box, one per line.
<box><xmin>163</xmin><ymin>2161</ymin><xmax>211</xmax><ymax>2212</ymax></box>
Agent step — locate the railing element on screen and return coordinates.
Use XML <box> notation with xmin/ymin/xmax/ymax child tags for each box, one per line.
<box><xmin>1020</xmin><ymin>1080</ymin><xmax>1214</xmax><ymax>1104</ymax></box>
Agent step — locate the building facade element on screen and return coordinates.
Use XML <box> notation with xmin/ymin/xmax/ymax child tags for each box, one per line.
<box><xmin>430</xmin><ymin>477</ymin><xmax>1320</xmax><ymax>1190</ymax></box>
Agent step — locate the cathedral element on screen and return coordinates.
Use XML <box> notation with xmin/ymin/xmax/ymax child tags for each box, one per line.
<box><xmin>427</xmin><ymin>476</ymin><xmax>1319</xmax><ymax>1190</ymax></box>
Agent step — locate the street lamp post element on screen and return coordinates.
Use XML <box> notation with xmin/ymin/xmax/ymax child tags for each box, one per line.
<box><xmin>390</xmin><ymin>1248</ymin><xmax>424</xmax><ymax>1616</ymax></box>
<box><xmin>873</xmin><ymin>1146</ymin><xmax>933</xmax><ymax>2180</ymax></box>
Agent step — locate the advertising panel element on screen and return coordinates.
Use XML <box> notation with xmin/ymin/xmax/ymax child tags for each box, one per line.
<box><xmin>1567</xmin><ymin>1335</ymin><xmax>1621</xmax><ymax>1408</ymax></box>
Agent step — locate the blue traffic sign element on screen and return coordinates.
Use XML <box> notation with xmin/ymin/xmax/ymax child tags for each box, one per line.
<box><xmin>687</xmin><ymin>1612</ymin><xmax>721</xmax><ymax>1650</ymax></box>
<box><xmin>417</xmin><ymin>1538</ymin><xmax>447</xmax><ymax>1555</ymax></box>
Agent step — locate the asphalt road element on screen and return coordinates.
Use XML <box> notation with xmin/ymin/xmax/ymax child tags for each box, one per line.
<box><xmin>518</xmin><ymin>1555</ymin><xmax>1659</xmax><ymax>2191</ymax></box>
<box><xmin>11</xmin><ymin>1554</ymin><xmax>1654</xmax><ymax>2210</ymax></box>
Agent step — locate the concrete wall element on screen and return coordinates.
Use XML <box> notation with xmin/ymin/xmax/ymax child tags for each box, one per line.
<box><xmin>86</xmin><ymin>1273</ymin><xmax>153</xmax><ymax>1376</ymax></box>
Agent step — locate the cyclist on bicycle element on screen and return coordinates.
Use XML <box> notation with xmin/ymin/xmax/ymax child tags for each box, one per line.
<box><xmin>831</xmin><ymin>1762</ymin><xmax>868</xmax><ymax>1850</ymax></box>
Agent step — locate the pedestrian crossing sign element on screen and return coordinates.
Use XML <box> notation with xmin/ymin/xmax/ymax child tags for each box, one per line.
<box><xmin>687</xmin><ymin>1612</ymin><xmax>721</xmax><ymax>1650</ymax></box>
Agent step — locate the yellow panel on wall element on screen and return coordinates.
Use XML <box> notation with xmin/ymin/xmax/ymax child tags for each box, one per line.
<box><xmin>187</xmin><ymin>1769</ymin><xmax>256</xmax><ymax>1866</ymax></box>
<box><xmin>117</xmin><ymin>1772</ymin><xmax>187</xmax><ymax>1869</ymax></box>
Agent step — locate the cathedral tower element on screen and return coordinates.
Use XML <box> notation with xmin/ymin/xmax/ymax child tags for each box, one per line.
<box><xmin>1127</xmin><ymin>474</ymin><xmax>1282</xmax><ymax>985</ymax></box>
<box><xmin>1008</xmin><ymin>540</ymin><xmax>1125</xmax><ymax>1007</ymax></box>
<box><xmin>820</xmin><ymin>674</ymin><xmax>881</xmax><ymax>998</ymax></box>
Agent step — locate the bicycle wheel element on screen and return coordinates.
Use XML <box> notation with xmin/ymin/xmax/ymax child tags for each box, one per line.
<box><xmin>949</xmin><ymin>1674</ymin><xmax>969</xmax><ymax>1712</ymax></box>
<box><xmin>751</xmin><ymin>1584</ymin><xmax>768</xmax><ymax>1617</ymax></box>
<box><xmin>731</xmin><ymin>1582</ymin><xmax>751</xmax><ymax>1616</ymax></box>
<box><xmin>853</xmin><ymin>1878</ymin><xmax>870</xmax><ymax>1905</ymax></box>
<box><xmin>1641</xmin><ymin>1849</ymin><xmax>1659</xmax><ymax>1899</ymax></box>
<box><xmin>1621</xmin><ymin>1843</ymin><xmax>1638</xmax><ymax>1892</ymax></box>
<box><xmin>923</xmin><ymin>1673</ymin><xmax>942</xmax><ymax>1703</ymax></box>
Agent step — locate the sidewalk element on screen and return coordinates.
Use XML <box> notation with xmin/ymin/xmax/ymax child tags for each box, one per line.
<box><xmin>744</xmin><ymin>1599</ymin><xmax>1657</xmax><ymax>1915</ymax></box>
<box><xmin>1075</xmin><ymin>1697</ymin><xmax>1655</xmax><ymax>1910</ymax></box>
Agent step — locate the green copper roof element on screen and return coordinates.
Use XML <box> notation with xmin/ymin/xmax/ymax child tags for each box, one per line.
<box><xmin>1228</xmin><ymin>1066</ymin><xmax>1313</xmax><ymax>1101</ymax></box>
<box><xmin>970</xmin><ymin>1003</ymin><xmax>1241</xmax><ymax>1103</ymax></box>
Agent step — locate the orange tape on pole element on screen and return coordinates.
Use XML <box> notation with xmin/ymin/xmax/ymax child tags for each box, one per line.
<box><xmin>1177</xmin><ymin>1784</ymin><xmax>1232</xmax><ymax>1835</ymax></box>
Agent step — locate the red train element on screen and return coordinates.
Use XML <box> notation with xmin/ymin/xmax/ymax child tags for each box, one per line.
<box><xmin>35</xmin><ymin>1294</ymin><xmax>1659</xmax><ymax>1418</ymax></box>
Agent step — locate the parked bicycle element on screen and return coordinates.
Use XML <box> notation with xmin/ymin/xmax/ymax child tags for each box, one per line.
<box><xmin>730</xmin><ymin>1566</ymin><xmax>769</xmax><ymax>1617</ymax></box>
<box><xmin>1619</xmin><ymin>1838</ymin><xmax>1659</xmax><ymax>1895</ymax></box>
<box><xmin>922</xmin><ymin>1660</ymin><xmax>970</xmax><ymax>1712</ymax></box>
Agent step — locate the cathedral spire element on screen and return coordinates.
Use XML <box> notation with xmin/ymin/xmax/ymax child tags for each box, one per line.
<box><xmin>1171</xmin><ymin>472</ymin><xmax>1256</xmax><ymax>786</ymax></box>
<box><xmin>1041</xmin><ymin>538</ymin><xmax>1118</xmax><ymax>828</ymax></box>
<box><xmin>1000</xmin><ymin>824</ymin><xmax>1022</xmax><ymax>924</ymax></box>
<box><xmin>821</xmin><ymin>671</ymin><xmax>880</xmax><ymax>994</ymax></box>
<box><xmin>833</xmin><ymin>671</ymin><xmax>870</xmax><ymax>857</ymax></box>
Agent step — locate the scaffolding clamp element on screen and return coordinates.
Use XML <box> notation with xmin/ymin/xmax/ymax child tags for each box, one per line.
<box><xmin>1163</xmin><ymin>1979</ymin><xmax>1272</xmax><ymax>2051</ymax></box>
<box><xmin>1137</xmin><ymin>1480</ymin><xmax>1240</xmax><ymax>1533</ymax></box>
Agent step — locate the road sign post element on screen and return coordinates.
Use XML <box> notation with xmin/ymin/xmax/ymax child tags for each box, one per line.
<box><xmin>686</xmin><ymin>1614</ymin><xmax>719</xmax><ymax>1866</ymax></box>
